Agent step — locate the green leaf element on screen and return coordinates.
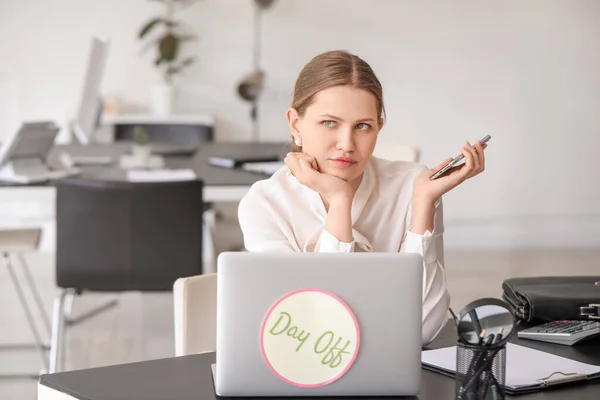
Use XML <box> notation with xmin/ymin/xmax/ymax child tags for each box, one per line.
<box><xmin>133</xmin><ymin>126</ymin><xmax>150</xmax><ymax>145</ymax></box>
<box><xmin>159</xmin><ymin>33</ymin><xmax>178</xmax><ymax>62</ymax></box>
<box><xmin>139</xmin><ymin>18</ymin><xmax>165</xmax><ymax>39</ymax></box>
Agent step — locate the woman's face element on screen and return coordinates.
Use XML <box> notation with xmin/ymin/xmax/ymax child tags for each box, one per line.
<box><xmin>288</xmin><ymin>85</ymin><xmax>381</xmax><ymax>184</ymax></box>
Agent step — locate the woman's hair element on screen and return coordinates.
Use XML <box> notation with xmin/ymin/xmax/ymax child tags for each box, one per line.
<box><xmin>290</xmin><ymin>50</ymin><xmax>385</xmax><ymax>151</ymax></box>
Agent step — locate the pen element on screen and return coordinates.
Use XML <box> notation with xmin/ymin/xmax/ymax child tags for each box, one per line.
<box><xmin>492</xmin><ymin>328</ymin><xmax>504</xmax><ymax>345</ymax></box>
<box><xmin>475</xmin><ymin>334</ymin><xmax>495</xmax><ymax>393</ymax></box>
<box><xmin>471</xmin><ymin>332</ymin><xmax>494</xmax><ymax>394</ymax></box>
<box><xmin>464</xmin><ymin>347</ymin><xmax>502</xmax><ymax>396</ymax></box>
<box><xmin>462</xmin><ymin>329</ymin><xmax>487</xmax><ymax>394</ymax></box>
<box><xmin>469</xmin><ymin>310</ymin><xmax>483</xmax><ymax>340</ymax></box>
<box><xmin>478</xmin><ymin>328</ymin><xmax>487</xmax><ymax>346</ymax></box>
<box><xmin>483</xmin><ymin>373</ymin><xmax>503</xmax><ymax>400</ymax></box>
<box><xmin>481</xmin><ymin>373</ymin><xmax>492</xmax><ymax>399</ymax></box>
<box><xmin>467</xmin><ymin>332</ymin><xmax>496</xmax><ymax>396</ymax></box>
<box><xmin>473</xmin><ymin>329</ymin><xmax>488</xmax><ymax>374</ymax></box>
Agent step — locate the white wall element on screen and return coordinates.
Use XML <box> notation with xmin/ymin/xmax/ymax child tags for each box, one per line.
<box><xmin>1</xmin><ymin>0</ymin><xmax>599</xmax><ymax>249</ymax></box>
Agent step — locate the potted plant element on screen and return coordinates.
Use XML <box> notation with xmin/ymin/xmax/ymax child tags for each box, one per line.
<box><xmin>138</xmin><ymin>0</ymin><xmax>201</xmax><ymax>115</ymax></box>
<box><xmin>132</xmin><ymin>126</ymin><xmax>151</xmax><ymax>165</ymax></box>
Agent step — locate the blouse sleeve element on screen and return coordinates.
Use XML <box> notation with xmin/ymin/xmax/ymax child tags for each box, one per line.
<box><xmin>313</xmin><ymin>229</ymin><xmax>355</xmax><ymax>253</ymax></box>
<box><xmin>238</xmin><ymin>188</ymin><xmax>355</xmax><ymax>253</ymax></box>
<box><xmin>400</xmin><ymin>197</ymin><xmax>451</xmax><ymax>346</ymax></box>
<box><xmin>238</xmin><ymin>189</ymin><xmax>297</xmax><ymax>252</ymax></box>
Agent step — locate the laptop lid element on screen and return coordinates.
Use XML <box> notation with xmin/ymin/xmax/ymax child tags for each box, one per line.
<box><xmin>214</xmin><ymin>252</ymin><xmax>424</xmax><ymax>397</ymax></box>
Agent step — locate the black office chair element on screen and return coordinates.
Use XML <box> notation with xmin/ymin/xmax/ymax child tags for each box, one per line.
<box><xmin>112</xmin><ymin>121</ymin><xmax>218</xmax><ymax>263</ymax></box>
<box><xmin>49</xmin><ymin>177</ymin><xmax>204</xmax><ymax>373</ymax></box>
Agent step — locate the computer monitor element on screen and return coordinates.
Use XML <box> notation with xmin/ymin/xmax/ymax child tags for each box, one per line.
<box><xmin>72</xmin><ymin>35</ymin><xmax>110</xmax><ymax>145</ymax></box>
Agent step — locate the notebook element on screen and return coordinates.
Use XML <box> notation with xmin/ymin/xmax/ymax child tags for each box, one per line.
<box><xmin>422</xmin><ymin>343</ymin><xmax>600</xmax><ymax>393</ymax></box>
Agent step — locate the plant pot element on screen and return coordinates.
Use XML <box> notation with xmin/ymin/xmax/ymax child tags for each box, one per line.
<box><xmin>150</xmin><ymin>83</ymin><xmax>175</xmax><ymax>115</ymax></box>
<box><xmin>132</xmin><ymin>144</ymin><xmax>151</xmax><ymax>166</ymax></box>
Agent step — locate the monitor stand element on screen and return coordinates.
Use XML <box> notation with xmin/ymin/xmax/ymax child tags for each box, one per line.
<box><xmin>71</xmin><ymin>98</ymin><xmax>103</xmax><ymax>146</ymax></box>
<box><xmin>72</xmin><ymin>123</ymin><xmax>90</xmax><ymax>146</ymax></box>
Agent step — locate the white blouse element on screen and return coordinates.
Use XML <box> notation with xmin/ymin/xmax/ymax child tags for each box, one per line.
<box><xmin>237</xmin><ymin>156</ymin><xmax>450</xmax><ymax>345</ymax></box>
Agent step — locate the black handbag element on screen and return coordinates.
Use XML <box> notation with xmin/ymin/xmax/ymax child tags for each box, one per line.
<box><xmin>502</xmin><ymin>276</ymin><xmax>600</xmax><ymax>323</ymax></box>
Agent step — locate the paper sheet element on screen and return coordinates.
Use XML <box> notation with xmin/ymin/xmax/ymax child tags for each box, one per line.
<box><xmin>422</xmin><ymin>343</ymin><xmax>600</xmax><ymax>389</ymax></box>
<box><xmin>242</xmin><ymin>161</ymin><xmax>285</xmax><ymax>175</ymax></box>
<box><xmin>126</xmin><ymin>169</ymin><xmax>197</xmax><ymax>182</ymax></box>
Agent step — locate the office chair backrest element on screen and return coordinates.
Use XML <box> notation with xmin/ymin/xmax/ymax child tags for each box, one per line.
<box><xmin>372</xmin><ymin>141</ymin><xmax>419</xmax><ymax>163</ymax></box>
<box><xmin>56</xmin><ymin>178</ymin><xmax>204</xmax><ymax>291</ymax></box>
<box><xmin>173</xmin><ymin>273</ymin><xmax>217</xmax><ymax>356</ymax></box>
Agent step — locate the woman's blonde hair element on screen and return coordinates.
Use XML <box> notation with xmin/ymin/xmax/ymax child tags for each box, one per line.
<box><xmin>290</xmin><ymin>50</ymin><xmax>385</xmax><ymax>151</ymax></box>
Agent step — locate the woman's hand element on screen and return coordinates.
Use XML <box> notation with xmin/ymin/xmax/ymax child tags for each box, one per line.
<box><xmin>285</xmin><ymin>152</ymin><xmax>353</xmax><ymax>203</ymax></box>
<box><xmin>409</xmin><ymin>140</ymin><xmax>486</xmax><ymax>235</ymax></box>
<box><xmin>413</xmin><ymin>140</ymin><xmax>487</xmax><ymax>205</ymax></box>
<box><xmin>285</xmin><ymin>152</ymin><xmax>354</xmax><ymax>243</ymax></box>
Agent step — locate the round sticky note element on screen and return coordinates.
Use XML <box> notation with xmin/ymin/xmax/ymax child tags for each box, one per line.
<box><xmin>260</xmin><ymin>289</ymin><xmax>360</xmax><ymax>387</ymax></box>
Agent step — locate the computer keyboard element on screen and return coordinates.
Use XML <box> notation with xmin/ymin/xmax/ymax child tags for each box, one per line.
<box><xmin>518</xmin><ymin>320</ymin><xmax>600</xmax><ymax>346</ymax></box>
<box><xmin>17</xmin><ymin>168</ymin><xmax>81</xmax><ymax>184</ymax></box>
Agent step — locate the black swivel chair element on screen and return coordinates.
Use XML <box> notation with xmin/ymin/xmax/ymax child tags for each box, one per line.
<box><xmin>112</xmin><ymin>122</ymin><xmax>218</xmax><ymax>266</ymax></box>
<box><xmin>49</xmin><ymin>178</ymin><xmax>204</xmax><ymax>373</ymax></box>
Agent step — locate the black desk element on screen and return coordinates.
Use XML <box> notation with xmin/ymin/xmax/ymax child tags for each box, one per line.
<box><xmin>0</xmin><ymin>141</ymin><xmax>289</xmax><ymax>202</ymax></box>
<box><xmin>38</xmin><ymin>322</ymin><xmax>600</xmax><ymax>400</ymax></box>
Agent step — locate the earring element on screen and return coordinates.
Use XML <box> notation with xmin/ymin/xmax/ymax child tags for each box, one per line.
<box><xmin>294</xmin><ymin>137</ymin><xmax>302</xmax><ymax>147</ymax></box>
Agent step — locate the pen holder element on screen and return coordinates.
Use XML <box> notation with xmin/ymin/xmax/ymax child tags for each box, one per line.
<box><xmin>455</xmin><ymin>342</ymin><xmax>507</xmax><ymax>400</ymax></box>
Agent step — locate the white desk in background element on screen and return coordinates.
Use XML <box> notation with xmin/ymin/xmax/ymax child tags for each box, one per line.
<box><xmin>0</xmin><ymin>141</ymin><xmax>288</xmax><ymax>265</ymax></box>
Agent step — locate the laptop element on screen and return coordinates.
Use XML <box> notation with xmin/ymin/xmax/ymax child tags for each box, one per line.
<box><xmin>213</xmin><ymin>252</ymin><xmax>424</xmax><ymax>397</ymax></box>
<box><xmin>0</xmin><ymin>121</ymin><xmax>80</xmax><ymax>184</ymax></box>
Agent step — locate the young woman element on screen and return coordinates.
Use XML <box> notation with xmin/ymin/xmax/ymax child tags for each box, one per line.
<box><xmin>238</xmin><ymin>50</ymin><xmax>486</xmax><ymax>345</ymax></box>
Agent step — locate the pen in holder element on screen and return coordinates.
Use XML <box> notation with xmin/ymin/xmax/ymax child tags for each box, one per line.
<box><xmin>451</xmin><ymin>298</ymin><xmax>517</xmax><ymax>400</ymax></box>
<box><xmin>456</xmin><ymin>340</ymin><xmax>506</xmax><ymax>400</ymax></box>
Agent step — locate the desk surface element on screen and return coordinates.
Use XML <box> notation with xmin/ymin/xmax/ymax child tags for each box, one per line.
<box><xmin>39</xmin><ymin>321</ymin><xmax>600</xmax><ymax>400</ymax></box>
<box><xmin>0</xmin><ymin>141</ymin><xmax>288</xmax><ymax>188</ymax></box>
